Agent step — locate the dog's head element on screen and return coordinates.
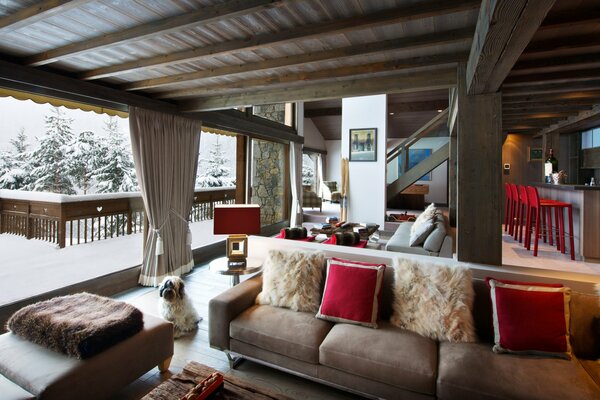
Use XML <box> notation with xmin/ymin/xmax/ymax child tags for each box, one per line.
<box><xmin>159</xmin><ymin>276</ymin><xmax>185</xmax><ymax>302</ymax></box>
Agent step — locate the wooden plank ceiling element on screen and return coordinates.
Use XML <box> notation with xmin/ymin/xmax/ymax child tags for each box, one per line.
<box><xmin>0</xmin><ymin>0</ymin><xmax>597</xmax><ymax>138</ymax></box>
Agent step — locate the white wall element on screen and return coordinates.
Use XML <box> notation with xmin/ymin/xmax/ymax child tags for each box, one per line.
<box><xmin>303</xmin><ymin>118</ymin><xmax>326</xmax><ymax>151</ymax></box>
<box><xmin>341</xmin><ymin>94</ymin><xmax>387</xmax><ymax>226</ymax></box>
<box><xmin>386</xmin><ymin>137</ymin><xmax>448</xmax><ymax>205</ymax></box>
<box><xmin>325</xmin><ymin>140</ymin><xmax>341</xmax><ymax>182</ymax></box>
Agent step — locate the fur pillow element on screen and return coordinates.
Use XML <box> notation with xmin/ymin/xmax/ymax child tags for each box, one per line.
<box><xmin>390</xmin><ymin>258</ymin><xmax>476</xmax><ymax>342</ymax></box>
<box><xmin>256</xmin><ymin>249</ymin><xmax>325</xmax><ymax>313</ymax></box>
<box><xmin>410</xmin><ymin>203</ymin><xmax>438</xmax><ymax>235</ymax></box>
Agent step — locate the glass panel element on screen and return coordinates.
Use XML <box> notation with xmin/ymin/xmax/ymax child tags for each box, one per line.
<box><xmin>398</xmin><ymin>137</ymin><xmax>449</xmax><ymax>181</ymax></box>
<box><xmin>302</xmin><ymin>153</ymin><xmax>315</xmax><ymax>186</ymax></box>
<box><xmin>250</xmin><ymin>139</ymin><xmax>285</xmax><ymax>226</ymax></box>
<box><xmin>593</xmin><ymin>128</ymin><xmax>600</xmax><ymax>148</ymax></box>
<box><xmin>582</xmin><ymin>130</ymin><xmax>593</xmax><ymax>149</ymax></box>
<box><xmin>196</xmin><ymin>131</ymin><xmax>236</xmax><ymax>188</ymax></box>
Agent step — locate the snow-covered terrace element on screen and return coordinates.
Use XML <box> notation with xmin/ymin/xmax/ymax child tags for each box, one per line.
<box><xmin>0</xmin><ymin>188</ymin><xmax>232</xmax><ymax>311</ymax></box>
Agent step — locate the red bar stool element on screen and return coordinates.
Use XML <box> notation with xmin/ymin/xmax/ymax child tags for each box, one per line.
<box><xmin>525</xmin><ymin>186</ymin><xmax>575</xmax><ymax>260</ymax></box>
<box><xmin>504</xmin><ymin>183</ymin><xmax>512</xmax><ymax>233</ymax></box>
<box><xmin>508</xmin><ymin>183</ymin><xmax>519</xmax><ymax>236</ymax></box>
<box><xmin>514</xmin><ymin>185</ymin><xmax>528</xmax><ymax>243</ymax></box>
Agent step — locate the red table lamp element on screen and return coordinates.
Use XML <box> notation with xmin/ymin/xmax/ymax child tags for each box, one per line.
<box><xmin>213</xmin><ymin>204</ymin><xmax>261</xmax><ymax>268</ymax></box>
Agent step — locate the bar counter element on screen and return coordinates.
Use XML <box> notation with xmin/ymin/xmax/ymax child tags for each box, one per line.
<box><xmin>531</xmin><ymin>183</ymin><xmax>600</xmax><ymax>262</ymax></box>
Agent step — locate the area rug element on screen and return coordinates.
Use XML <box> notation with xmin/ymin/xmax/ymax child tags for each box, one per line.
<box><xmin>143</xmin><ymin>361</ymin><xmax>294</xmax><ymax>400</ymax></box>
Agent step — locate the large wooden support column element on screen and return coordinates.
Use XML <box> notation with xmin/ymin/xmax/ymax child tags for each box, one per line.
<box><xmin>449</xmin><ymin>136</ymin><xmax>457</xmax><ymax>227</ymax></box>
<box><xmin>457</xmin><ymin>65</ymin><xmax>502</xmax><ymax>265</ymax></box>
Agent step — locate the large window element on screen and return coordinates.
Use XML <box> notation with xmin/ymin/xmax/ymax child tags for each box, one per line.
<box><xmin>582</xmin><ymin>127</ymin><xmax>600</xmax><ymax>149</ymax></box>
<box><xmin>196</xmin><ymin>131</ymin><xmax>236</xmax><ymax>188</ymax></box>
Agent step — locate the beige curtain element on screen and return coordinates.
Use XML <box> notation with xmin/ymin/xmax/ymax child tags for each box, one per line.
<box><xmin>129</xmin><ymin>107</ymin><xmax>201</xmax><ymax>287</ymax></box>
<box><xmin>290</xmin><ymin>142</ymin><xmax>303</xmax><ymax>227</ymax></box>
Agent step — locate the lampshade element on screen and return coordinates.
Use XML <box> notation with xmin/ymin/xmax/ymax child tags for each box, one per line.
<box><xmin>214</xmin><ymin>204</ymin><xmax>261</xmax><ymax>235</ymax></box>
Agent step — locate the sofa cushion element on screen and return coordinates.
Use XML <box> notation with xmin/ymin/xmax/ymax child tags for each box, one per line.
<box><xmin>423</xmin><ymin>214</ymin><xmax>447</xmax><ymax>253</ymax></box>
<box><xmin>437</xmin><ymin>341</ymin><xmax>600</xmax><ymax>400</ymax></box>
<box><xmin>385</xmin><ymin>222</ymin><xmax>435</xmax><ymax>255</ymax></box>
<box><xmin>409</xmin><ymin>219</ymin><xmax>435</xmax><ymax>247</ymax></box>
<box><xmin>230</xmin><ymin>305</ymin><xmax>333</xmax><ymax>364</ymax></box>
<box><xmin>0</xmin><ymin>374</ymin><xmax>35</xmax><ymax>400</ymax></box>
<box><xmin>316</xmin><ymin>258</ymin><xmax>385</xmax><ymax>328</ymax></box>
<box><xmin>390</xmin><ymin>258</ymin><xmax>476</xmax><ymax>343</ymax></box>
<box><xmin>256</xmin><ymin>248</ymin><xmax>325</xmax><ymax>313</ymax></box>
<box><xmin>319</xmin><ymin>322</ymin><xmax>438</xmax><ymax>395</ymax></box>
<box><xmin>488</xmin><ymin>278</ymin><xmax>572</xmax><ymax>359</ymax></box>
<box><xmin>570</xmin><ymin>291</ymin><xmax>600</xmax><ymax>359</ymax></box>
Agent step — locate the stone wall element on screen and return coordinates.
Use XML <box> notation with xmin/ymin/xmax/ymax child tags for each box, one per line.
<box><xmin>251</xmin><ymin>140</ymin><xmax>285</xmax><ymax>225</ymax></box>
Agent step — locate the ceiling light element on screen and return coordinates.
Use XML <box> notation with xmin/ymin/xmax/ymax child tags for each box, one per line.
<box><xmin>389</xmin><ymin>112</ymin><xmax>394</xmax><ymax>115</ymax></box>
<box><xmin>437</xmin><ymin>109</ymin><xmax>443</xmax><ymax>113</ymax></box>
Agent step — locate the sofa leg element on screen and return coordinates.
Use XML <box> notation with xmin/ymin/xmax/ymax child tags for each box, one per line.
<box><xmin>158</xmin><ymin>356</ymin><xmax>172</xmax><ymax>373</ymax></box>
<box><xmin>225</xmin><ymin>351</ymin><xmax>244</xmax><ymax>369</ymax></box>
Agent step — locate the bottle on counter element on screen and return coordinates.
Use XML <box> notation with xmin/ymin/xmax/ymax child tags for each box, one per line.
<box><xmin>545</xmin><ymin>148</ymin><xmax>558</xmax><ymax>173</ymax></box>
<box><xmin>592</xmin><ymin>177</ymin><xmax>596</xmax><ymax>186</ymax></box>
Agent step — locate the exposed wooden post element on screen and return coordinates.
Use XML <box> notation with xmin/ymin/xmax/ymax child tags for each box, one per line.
<box><xmin>448</xmin><ymin>88</ymin><xmax>458</xmax><ymax>227</ymax></box>
<box><xmin>58</xmin><ymin>204</ymin><xmax>66</xmax><ymax>249</ymax></box>
<box><xmin>456</xmin><ymin>64</ymin><xmax>502</xmax><ymax>265</ymax></box>
<box><xmin>235</xmin><ymin>135</ymin><xmax>247</xmax><ymax>204</ymax></box>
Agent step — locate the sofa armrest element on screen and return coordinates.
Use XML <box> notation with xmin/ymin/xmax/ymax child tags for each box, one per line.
<box><xmin>438</xmin><ymin>235</ymin><xmax>453</xmax><ymax>258</ymax></box>
<box><xmin>209</xmin><ymin>275</ymin><xmax>263</xmax><ymax>351</ymax></box>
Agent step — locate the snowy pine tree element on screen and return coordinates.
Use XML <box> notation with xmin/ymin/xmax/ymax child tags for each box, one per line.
<box><xmin>302</xmin><ymin>154</ymin><xmax>314</xmax><ymax>185</ymax></box>
<box><xmin>197</xmin><ymin>139</ymin><xmax>235</xmax><ymax>188</ymax></box>
<box><xmin>92</xmin><ymin>117</ymin><xmax>137</xmax><ymax>193</ymax></box>
<box><xmin>0</xmin><ymin>128</ymin><xmax>31</xmax><ymax>189</ymax></box>
<box><xmin>27</xmin><ymin>108</ymin><xmax>75</xmax><ymax>194</ymax></box>
<box><xmin>68</xmin><ymin>130</ymin><xmax>101</xmax><ymax>194</ymax></box>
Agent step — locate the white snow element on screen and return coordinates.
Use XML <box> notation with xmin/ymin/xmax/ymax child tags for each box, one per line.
<box><xmin>0</xmin><ymin>188</ymin><xmax>140</xmax><ymax>202</ymax></box>
<box><xmin>0</xmin><ymin>219</ymin><xmax>226</xmax><ymax>306</ymax></box>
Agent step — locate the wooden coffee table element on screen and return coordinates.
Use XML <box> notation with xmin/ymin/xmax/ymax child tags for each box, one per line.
<box><xmin>143</xmin><ymin>361</ymin><xmax>294</xmax><ymax>400</ymax></box>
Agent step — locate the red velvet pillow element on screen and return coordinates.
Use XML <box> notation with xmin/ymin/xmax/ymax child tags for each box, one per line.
<box><xmin>322</xmin><ymin>236</ymin><xmax>368</xmax><ymax>248</ymax></box>
<box><xmin>316</xmin><ymin>258</ymin><xmax>386</xmax><ymax>328</ymax></box>
<box><xmin>487</xmin><ymin>278</ymin><xmax>572</xmax><ymax>359</ymax></box>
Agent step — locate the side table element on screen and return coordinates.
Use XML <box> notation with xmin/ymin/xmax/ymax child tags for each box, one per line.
<box><xmin>209</xmin><ymin>257</ymin><xmax>263</xmax><ymax>286</ymax></box>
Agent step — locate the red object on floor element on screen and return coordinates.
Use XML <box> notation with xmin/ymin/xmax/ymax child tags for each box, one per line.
<box><xmin>322</xmin><ymin>236</ymin><xmax>368</xmax><ymax>248</ymax></box>
<box><xmin>274</xmin><ymin>232</ymin><xmax>316</xmax><ymax>242</ymax></box>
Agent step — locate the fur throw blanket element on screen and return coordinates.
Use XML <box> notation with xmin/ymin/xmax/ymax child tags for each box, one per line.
<box><xmin>7</xmin><ymin>293</ymin><xmax>144</xmax><ymax>359</ymax></box>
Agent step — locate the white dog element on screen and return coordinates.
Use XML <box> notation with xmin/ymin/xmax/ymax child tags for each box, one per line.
<box><xmin>158</xmin><ymin>276</ymin><xmax>201</xmax><ymax>338</ymax></box>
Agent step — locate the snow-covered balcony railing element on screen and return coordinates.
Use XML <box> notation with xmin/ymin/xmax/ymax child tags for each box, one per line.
<box><xmin>0</xmin><ymin>187</ymin><xmax>235</xmax><ymax>248</ymax></box>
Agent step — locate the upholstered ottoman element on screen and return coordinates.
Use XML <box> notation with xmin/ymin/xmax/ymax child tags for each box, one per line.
<box><xmin>0</xmin><ymin>313</ymin><xmax>173</xmax><ymax>400</ymax></box>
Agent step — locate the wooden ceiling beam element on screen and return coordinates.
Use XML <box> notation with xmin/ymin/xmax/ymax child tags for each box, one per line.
<box><xmin>25</xmin><ymin>0</ymin><xmax>284</xmax><ymax>67</ymax></box>
<box><xmin>304</xmin><ymin>108</ymin><xmax>341</xmax><ymax>118</ymax></box>
<box><xmin>503</xmin><ymin>91</ymin><xmax>600</xmax><ymax>104</ymax></box>
<box><xmin>79</xmin><ymin>0</ymin><xmax>479</xmax><ymax>80</ymax></box>
<box><xmin>503</xmin><ymin>81</ymin><xmax>600</xmax><ymax>97</ymax></box>
<box><xmin>0</xmin><ymin>0</ymin><xmax>89</xmax><ymax>31</ymax></box>
<box><xmin>510</xmin><ymin>53</ymin><xmax>600</xmax><ymax>76</ymax></box>
<box><xmin>503</xmin><ymin>104</ymin><xmax>592</xmax><ymax>112</ymax></box>
<box><xmin>537</xmin><ymin>105</ymin><xmax>600</xmax><ymax>136</ymax></box>
<box><xmin>503</xmin><ymin>111</ymin><xmax>580</xmax><ymax>118</ymax></box>
<box><xmin>155</xmin><ymin>52</ymin><xmax>468</xmax><ymax>99</ymax></box>
<box><xmin>304</xmin><ymin>99</ymin><xmax>450</xmax><ymax>118</ymax></box>
<box><xmin>538</xmin><ymin>9</ymin><xmax>600</xmax><ymax>31</ymax></box>
<box><xmin>179</xmin><ymin>68</ymin><xmax>457</xmax><ymax>112</ymax></box>
<box><xmin>503</xmin><ymin>67</ymin><xmax>600</xmax><ymax>86</ymax></box>
<box><xmin>466</xmin><ymin>0</ymin><xmax>555</xmax><ymax>94</ymax></box>
<box><xmin>522</xmin><ymin>33</ymin><xmax>600</xmax><ymax>57</ymax></box>
<box><xmin>122</xmin><ymin>28</ymin><xmax>473</xmax><ymax>91</ymax></box>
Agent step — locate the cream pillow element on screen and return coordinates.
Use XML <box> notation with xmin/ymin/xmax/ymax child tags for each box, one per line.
<box><xmin>256</xmin><ymin>249</ymin><xmax>325</xmax><ymax>313</ymax></box>
<box><xmin>409</xmin><ymin>219</ymin><xmax>435</xmax><ymax>247</ymax></box>
<box><xmin>390</xmin><ymin>257</ymin><xmax>476</xmax><ymax>342</ymax></box>
<box><xmin>410</xmin><ymin>203</ymin><xmax>438</xmax><ymax>234</ymax></box>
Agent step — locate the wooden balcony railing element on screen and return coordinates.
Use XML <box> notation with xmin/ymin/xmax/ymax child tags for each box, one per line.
<box><xmin>0</xmin><ymin>187</ymin><xmax>235</xmax><ymax>248</ymax></box>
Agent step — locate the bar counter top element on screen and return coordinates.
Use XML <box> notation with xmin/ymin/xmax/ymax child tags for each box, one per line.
<box><xmin>530</xmin><ymin>182</ymin><xmax>600</xmax><ymax>191</ymax></box>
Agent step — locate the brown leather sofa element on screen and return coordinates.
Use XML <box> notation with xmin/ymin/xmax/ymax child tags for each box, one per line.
<box><xmin>209</xmin><ymin>268</ymin><xmax>600</xmax><ymax>399</ymax></box>
<box><xmin>0</xmin><ymin>312</ymin><xmax>173</xmax><ymax>400</ymax></box>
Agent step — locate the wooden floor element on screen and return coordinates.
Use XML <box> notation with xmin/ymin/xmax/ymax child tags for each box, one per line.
<box><xmin>111</xmin><ymin>264</ymin><xmax>365</xmax><ymax>400</ymax></box>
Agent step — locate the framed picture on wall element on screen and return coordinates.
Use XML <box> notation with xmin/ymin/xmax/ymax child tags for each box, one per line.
<box><xmin>349</xmin><ymin>128</ymin><xmax>377</xmax><ymax>161</ymax></box>
<box><xmin>528</xmin><ymin>147</ymin><xmax>543</xmax><ymax>162</ymax></box>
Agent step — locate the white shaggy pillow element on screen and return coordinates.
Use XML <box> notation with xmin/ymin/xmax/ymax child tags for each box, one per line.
<box><xmin>390</xmin><ymin>258</ymin><xmax>476</xmax><ymax>342</ymax></box>
<box><xmin>410</xmin><ymin>203</ymin><xmax>438</xmax><ymax>235</ymax></box>
<box><xmin>256</xmin><ymin>249</ymin><xmax>325</xmax><ymax>313</ymax></box>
